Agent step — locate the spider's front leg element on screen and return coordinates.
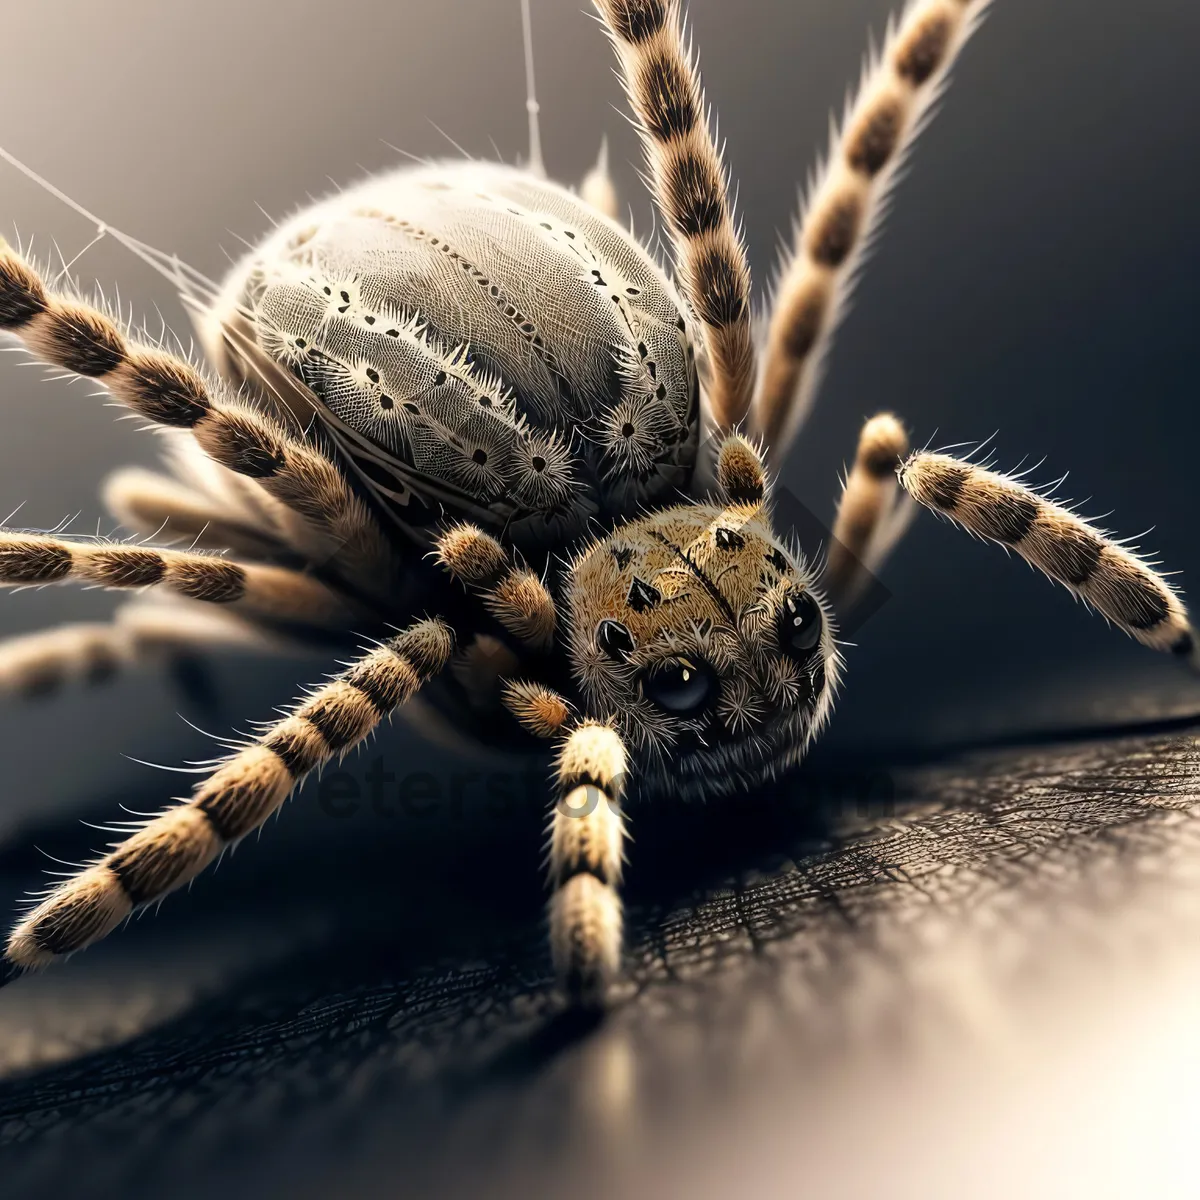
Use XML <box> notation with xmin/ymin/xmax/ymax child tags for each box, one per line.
<box><xmin>549</xmin><ymin>721</ymin><xmax>629</xmax><ymax>1004</ymax></box>
<box><xmin>2</xmin><ymin>618</ymin><xmax>453</xmax><ymax>981</ymax></box>
<box><xmin>505</xmin><ymin>682</ymin><xmax>629</xmax><ymax>1006</ymax></box>
<box><xmin>900</xmin><ymin>452</ymin><xmax>1198</xmax><ymax>664</ymax></box>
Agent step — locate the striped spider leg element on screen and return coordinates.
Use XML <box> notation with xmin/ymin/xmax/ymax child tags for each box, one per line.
<box><xmin>0</xmin><ymin>603</ymin><xmax>299</xmax><ymax>701</ymax></box>
<box><xmin>504</xmin><ymin>681</ymin><xmax>628</xmax><ymax>1006</ymax></box>
<box><xmin>594</xmin><ymin>0</ymin><xmax>756</xmax><ymax>432</ymax></box>
<box><xmin>0</xmin><ymin>526</ymin><xmax>359</xmax><ymax>699</ymax></box>
<box><xmin>0</xmin><ymin>238</ymin><xmax>397</xmax><ymax>598</ymax></box>
<box><xmin>3</xmin><ymin>619</ymin><xmax>453</xmax><ymax>978</ymax></box>
<box><xmin>754</xmin><ymin>0</ymin><xmax>993</xmax><ymax>459</ymax></box>
<box><xmin>900</xmin><ymin>453</ymin><xmax>1198</xmax><ymax>666</ymax></box>
<box><xmin>826</xmin><ymin>413</ymin><xmax>914</xmax><ymax>613</ymax></box>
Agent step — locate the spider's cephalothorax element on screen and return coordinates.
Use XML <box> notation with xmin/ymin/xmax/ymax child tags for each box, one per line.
<box><xmin>0</xmin><ymin>0</ymin><xmax>1195</xmax><ymax>1006</ymax></box>
<box><xmin>564</xmin><ymin>495</ymin><xmax>838</xmax><ymax>800</ymax></box>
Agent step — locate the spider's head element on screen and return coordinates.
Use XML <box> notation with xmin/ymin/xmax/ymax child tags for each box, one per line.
<box><xmin>564</xmin><ymin>438</ymin><xmax>840</xmax><ymax>799</ymax></box>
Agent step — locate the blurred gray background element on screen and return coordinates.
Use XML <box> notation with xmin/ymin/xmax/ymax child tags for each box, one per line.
<box><xmin>1</xmin><ymin>4</ymin><xmax>1199</xmax><ymax>1197</ymax></box>
<box><xmin>0</xmin><ymin>0</ymin><xmax>1195</xmax><ymax>865</ymax></box>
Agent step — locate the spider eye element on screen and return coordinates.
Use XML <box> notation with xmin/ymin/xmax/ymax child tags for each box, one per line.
<box><xmin>779</xmin><ymin>589</ymin><xmax>823</xmax><ymax>657</ymax></box>
<box><xmin>596</xmin><ymin>618</ymin><xmax>635</xmax><ymax>661</ymax></box>
<box><xmin>640</xmin><ymin>657</ymin><xmax>716</xmax><ymax>718</ymax></box>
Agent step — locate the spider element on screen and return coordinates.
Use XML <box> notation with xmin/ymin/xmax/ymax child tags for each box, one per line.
<box><xmin>0</xmin><ymin>0</ymin><xmax>1194</xmax><ymax>1007</ymax></box>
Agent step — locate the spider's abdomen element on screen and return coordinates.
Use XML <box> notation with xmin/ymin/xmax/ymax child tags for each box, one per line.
<box><xmin>206</xmin><ymin>163</ymin><xmax>700</xmax><ymax>552</ymax></box>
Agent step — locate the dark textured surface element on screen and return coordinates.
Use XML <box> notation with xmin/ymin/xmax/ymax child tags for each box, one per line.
<box><xmin>1</xmin><ymin>709</ymin><xmax>1199</xmax><ymax>1197</ymax></box>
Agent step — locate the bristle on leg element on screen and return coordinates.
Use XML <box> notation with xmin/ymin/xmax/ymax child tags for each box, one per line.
<box><xmin>435</xmin><ymin>523</ymin><xmax>557</xmax><ymax>651</ymax></box>
<box><xmin>0</xmin><ymin>531</ymin><xmax>354</xmax><ymax>626</ymax></box>
<box><xmin>0</xmin><ymin>237</ymin><xmax>394</xmax><ymax>590</ymax></box>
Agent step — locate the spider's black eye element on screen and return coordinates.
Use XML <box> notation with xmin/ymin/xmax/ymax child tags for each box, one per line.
<box><xmin>779</xmin><ymin>589</ymin><xmax>823</xmax><ymax>657</ymax></box>
<box><xmin>640</xmin><ymin>658</ymin><xmax>716</xmax><ymax>718</ymax></box>
<box><xmin>596</xmin><ymin>618</ymin><xmax>635</xmax><ymax>661</ymax></box>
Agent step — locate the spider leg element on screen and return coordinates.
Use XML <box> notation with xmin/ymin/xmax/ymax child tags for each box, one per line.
<box><xmin>163</xmin><ymin>432</ymin><xmax>315</xmax><ymax>552</ymax></box>
<box><xmin>580</xmin><ymin>138</ymin><xmax>620</xmax><ymax>222</ymax></box>
<box><xmin>103</xmin><ymin>467</ymin><xmax>297</xmax><ymax>560</ymax></box>
<box><xmin>0</xmin><ymin>619</ymin><xmax>137</xmax><ymax>699</ymax></box>
<box><xmin>900</xmin><ymin>452</ymin><xmax>1198</xmax><ymax>664</ymax></box>
<box><xmin>0</xmin><ymin>238</ymin><xmax>396</xmax><ymax>593</ymax></box>
<box><xmin>753</xmin><ymin>0</ymin><xmax>993</xmax><ymax>460</ymax></box>
<box><xmin>714</xmin><ymin>432</ymin><xmax>770</xmax><ymax>507</ymax></box>
<box><xmin>549</xmin><ymin>720</ymin><xmax>629</xmax><ymax>1006</ymax></box>
<box><xmin>504</xmin><ymin>684</ymin><xmax>626</xmax><ymax>1004</ymax></box>
<box><xmin>0</xmin><ymin>530</ymin><xmax>358</xmax><ymax>626</ymax></box>
<box><xmin>502</xmin><ymin>678</ymin><xmax>574</xmax><ymax>739</ymax></box>
<box><xmin>594</xmin><ymin>0</ymin><xmax>756</xmax><ymax>432</ymax></box>
<box><xmin>3</xmin><ymin>617</ymin><xmax>453</xmax><ymax>977</ymax></box>
<box><xmin>0</xmin><ymin>601</ymin><xmax>301</xmax><ymax>700</ymax></box>
<box><xmin>826</xmin><ymin>413</ymin><xmax>914</xmax><ymax>610</ymax></box>
<box><xmin>434</xmin><ymin>522</ymin><xmax>556</xmax><ymax>652</ymax></box>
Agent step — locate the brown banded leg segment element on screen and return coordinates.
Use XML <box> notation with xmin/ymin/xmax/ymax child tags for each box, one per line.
<box><xmin>754</xmin><ymin>0</ymin><xmax>992</xmax><ymax>459</ymax></box>
<box><xmin>0</xmin><ymin>238</ymin><xmax>393</xmax><ymax>590</ymax></box>
<box><xmin>594</xmin><ymin>0</ymin><xmax>756</xmax><ymax>431</ymax></box>
<box><xmin>715</xmin><ymin>434</ymin><xmax>769</xmax><ymax>508</ymax></box>
<box><xmin>0</xmin><ymin>621</ymin><xmax>135</xmax><ymax>698</ymax></box>
<box><xmin>3</xmin><ymin>618</ymin><xmax>452</xmax><ymax>976</ymax></box>
<box><xmin>826</xmin><ymin>413</ymin><xmax>910</xmax><ymax>607</ymax></box>
<box><xmin>502</xmin><ymin>679</ymin><xmax>574</xmax><ymax>738</ymax></box>
<box><xmin>0</xmin><ymin>532</ymin><xmax>355</xmax><ymax>626</ymax></box>
<box><xmin>0</xmin><ymin>603</ymin><xmax>296</xmax><ymax>699</ymax></box>
<box><xmin>900</xmin><ymin>453</ymin><xmax>1198</xmax><ymax>663</ymax></box>
<box><xmin>117</xmin><ymin>599</ymin><xmax>305</xmax><ymax>660</ymax></box>
<box><xmin>103</xmin><ymin>467</ymin><xmax>293</xmax><ymax>559</ymax></box>
<box><xmin>434</xmin><ymin>523</ymin><xmax>557</xmax><ymax>651</ymax></box>
<box><xmin>549</xmin><ymin>721</ymin><xmax>629</xmax><ymax>1005</ymax></box>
